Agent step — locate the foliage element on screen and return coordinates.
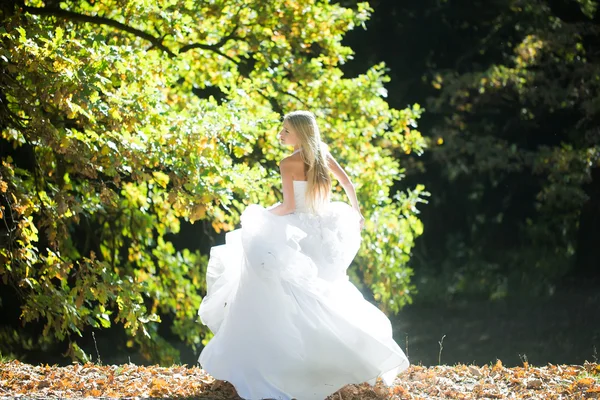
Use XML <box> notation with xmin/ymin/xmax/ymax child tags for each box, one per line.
<box><xmin>412</xmin><ymin>0</ymin><xmax>600</xmax><ymax>300</ymax></box>
<box><xmin>0</xmin><ymin>0</ymin><xmax>426</xmax><ymax>363</ymax></box>
<box><xmin>1</xmin><ymin>360</ymin><xmax>599</xmax><ymax>399</ymax></box>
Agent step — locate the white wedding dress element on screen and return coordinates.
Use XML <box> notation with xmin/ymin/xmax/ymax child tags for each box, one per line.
<box><xmin>198</xmin><ymin>181</ymin><xmax>409</xmax><ymax>400</ymax></box>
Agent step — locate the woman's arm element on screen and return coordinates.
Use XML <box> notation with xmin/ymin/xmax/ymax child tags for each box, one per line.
<box><xmin>269</xmin><ymin>158</ymin><xmax>296</xmax><ymax>216</ymax></box>
<box><xmin>326</xmin><ymin>152</ymin><xmax>365</xmax><ymax>229</ymax></box>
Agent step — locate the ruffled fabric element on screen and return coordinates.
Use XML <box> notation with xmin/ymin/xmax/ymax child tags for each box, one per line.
<box><xmin>198</xmin><ymin>201</ymin><xmax>409</xmax><ymax>400</ymax></box>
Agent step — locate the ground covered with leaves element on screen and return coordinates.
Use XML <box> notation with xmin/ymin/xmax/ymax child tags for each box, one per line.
<box><xmin>1</xmin><ymin>360</ymin><xmax>599</xmax><ymax>399</ymax></box>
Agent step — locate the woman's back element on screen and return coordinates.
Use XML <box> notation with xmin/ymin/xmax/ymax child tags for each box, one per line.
<box><xmin>293</xmin><ymin>180</ymin><xmax>310</xmax><ymax>213</ymax></box>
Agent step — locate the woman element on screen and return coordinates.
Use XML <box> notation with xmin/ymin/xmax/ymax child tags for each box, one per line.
<box><xmin>198</xmin><ymin>111</ymin><xmax>409</xmax><ymax>400</ymax></box>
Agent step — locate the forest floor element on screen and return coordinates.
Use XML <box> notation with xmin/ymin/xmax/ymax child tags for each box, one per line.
<box><xmin>0</xmin><ymin>359</ymin><xmax>599</xmax><ymax>399</ymax></box>
<box><xmin>391</xmin><ymin>279</ymin><xmax>600</xmax><ymax>367</ymax></box>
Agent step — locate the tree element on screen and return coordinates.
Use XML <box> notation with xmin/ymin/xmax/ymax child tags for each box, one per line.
<box><xmin>0</xmin><ymin>0</ymin><xmax>426</xmax><ymax>363</ymax></box>
<box><xmin>418</xmin><ymin>0</ymin><xmax>600</xmax><ymax>299</ymax></box>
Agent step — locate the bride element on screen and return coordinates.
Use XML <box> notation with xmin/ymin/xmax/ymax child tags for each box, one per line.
<box><xmin>198</xmin><ymin>111</ymin><xmax>409</xmax><ymax>400</ymax></box>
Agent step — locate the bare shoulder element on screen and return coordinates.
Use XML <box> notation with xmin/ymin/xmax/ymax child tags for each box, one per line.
<box><xmin>279</xmin><ymin>152</ymin><xmax>305</xmax><ymax>178</ymax></box>
<box><xmin>280</xmin><ymin>152</ymin><xmax>303</xmax><ymax>167</ymax></box>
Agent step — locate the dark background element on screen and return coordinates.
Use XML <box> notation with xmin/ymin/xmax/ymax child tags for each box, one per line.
<box><xmin>336</xmin><ymin>0</ymin><xmax>600</xmax><ymax>366</ymax></box>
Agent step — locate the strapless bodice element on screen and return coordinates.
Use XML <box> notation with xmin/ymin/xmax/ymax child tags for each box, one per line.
<box><xmin>293</xmin><ymin>180</ymin><xmax>309</xmax><ymax>213</ymax></box>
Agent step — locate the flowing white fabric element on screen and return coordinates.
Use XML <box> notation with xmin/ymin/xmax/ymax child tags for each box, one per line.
<box><xmin>198</xmin><ymin>181</ymin><xmax>409</xmax><ymax>400</ymax></box>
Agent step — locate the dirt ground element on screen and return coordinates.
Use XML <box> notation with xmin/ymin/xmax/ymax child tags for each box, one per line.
<box><xmin>393</xmin><ymin>282</ymin><xmax>600</xmax><ymax>367</ymax></box>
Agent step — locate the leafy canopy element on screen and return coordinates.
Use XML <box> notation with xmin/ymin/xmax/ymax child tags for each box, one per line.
<box><xmin>0</xmin><ymin>0</ymin><xmax>426</xmax><ymax>363</ymax></box>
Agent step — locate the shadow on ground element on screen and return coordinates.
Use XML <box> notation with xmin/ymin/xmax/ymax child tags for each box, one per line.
<box><xmin>393</xmin><ymin>281</ymin><xmax>600</xmax><ymax>367</ymax></box>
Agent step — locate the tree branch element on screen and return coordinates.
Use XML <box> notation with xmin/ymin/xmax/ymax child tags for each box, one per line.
<box><xmin>179</xmin><ymin>26</ymin><xmax>240</xmax><ymax>54</ymax></box>
<box><xmin>257</xmin><ymin>90</ymin><xmax>284</xmax><ymax>115</ymax></box>
<box><xmin>23</xmin><ymin>6</ymin><xmax>178</xmax><ymax>57</ymax></box>
<box><xmin>22</xmin><ymin>5</ymin><xmax>243</xmax><ymax>64</ymax></box>
<box><xmin>180</xmin><ymin>4</ymin><xmax>244</xmax><ymax>54</ymax></box>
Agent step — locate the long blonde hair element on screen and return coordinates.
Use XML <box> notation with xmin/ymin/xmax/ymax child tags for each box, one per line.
<box><xmin>284</xmin><ymin>111</ymin><xmax>331</xmax><ymax>212</ymax></box>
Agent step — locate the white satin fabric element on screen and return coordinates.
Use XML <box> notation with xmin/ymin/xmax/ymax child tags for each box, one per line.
<box><xmin>198</xmin><ymin>181</ymin><xmax>409</xmax><ymax>400</ymax></box>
